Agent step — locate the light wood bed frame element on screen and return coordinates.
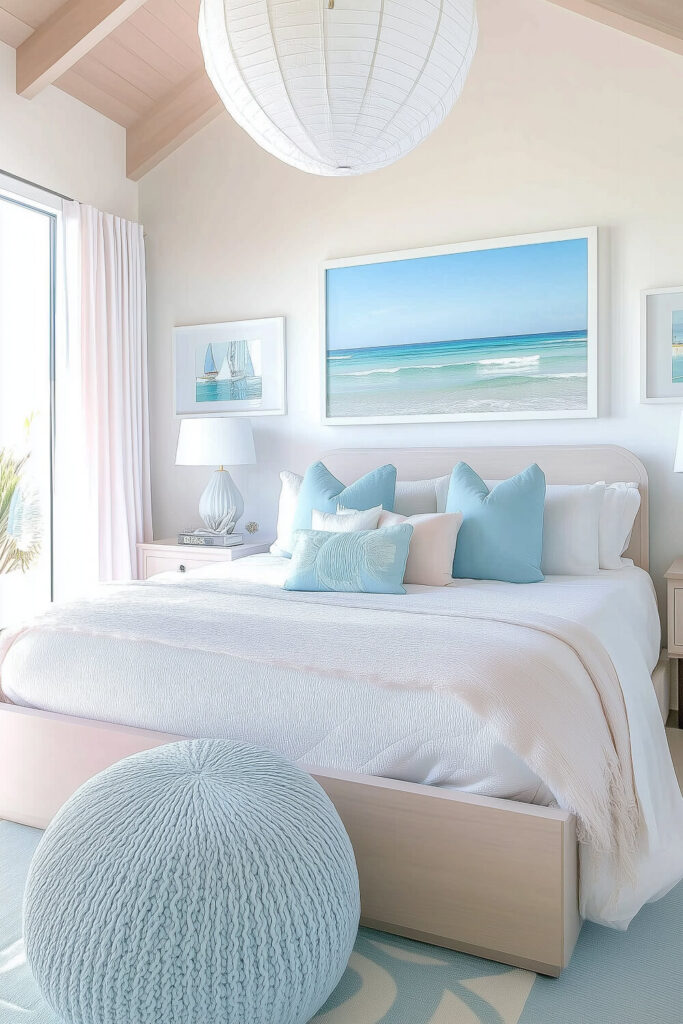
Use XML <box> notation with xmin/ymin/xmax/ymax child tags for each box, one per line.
<box><xmin>0</xmin><ymin>444</ymin><xmax>655</xmax><ymax>977</ymax></box>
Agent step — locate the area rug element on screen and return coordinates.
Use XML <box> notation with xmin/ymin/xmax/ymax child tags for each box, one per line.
<box><xmin>1</xmin><ymin>821</ymin><xmax>680</xmax><ymax>1024</ymax></box>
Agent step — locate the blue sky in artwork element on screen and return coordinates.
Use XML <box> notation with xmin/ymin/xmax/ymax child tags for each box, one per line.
<box><xmin>326</xmin><ymin>238</ymin><xmax>589</xmax><ymax>351</ymax></box>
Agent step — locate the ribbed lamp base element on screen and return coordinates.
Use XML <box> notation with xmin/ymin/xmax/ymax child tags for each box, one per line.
<box><xmin>199</xmin><ymin>469</ymin><xmax>243</xmax><ymax>534</ymax></box>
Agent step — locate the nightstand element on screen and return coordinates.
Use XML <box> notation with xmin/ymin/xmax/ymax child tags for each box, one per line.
<box><xmin>665</xmin><ymin>558</ymin><xmax>683</xmax><ymax>727</ymax></box>
<box><xmin>137</xmin><ymin>539</ymin><xmax>271</xmax><ymax>580</ymax></box>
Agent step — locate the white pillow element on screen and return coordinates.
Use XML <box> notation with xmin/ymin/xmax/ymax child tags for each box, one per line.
<box><xmin>270</xmin><ymin>471</ymin><xmax>302</xmax><ymax>556</ymax></box>
<box><xmin>540</xmin><ymin>482</ymin><xmax>605</xmax><ymax>575</ymax></box>
<box><xmin>379</xmin><ymin>511</ymin><xmax>462</xmax><ymax>586</ymax></box>
<box><xmin>394</xmin><ymin>476</ymin><xmax>450</xmax><ymax>517</ymax></box>
<box><xmin>598</xmin><ymin>482</ymin><xmax>641</xmax><ymax>569</ymax></box>
<box><xmin>435</xmin><ymin>475</ymin><xmax>450</xmax><ymax>513</ymax></box>
<box><xmin>312</xmin><ymin>505</ymin><xmax>383</xmax><ymax>532</ymax></box>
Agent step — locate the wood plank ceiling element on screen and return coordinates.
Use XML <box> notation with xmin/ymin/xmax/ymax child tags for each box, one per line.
<box><xmin>0</xmin><ymin>0</ymin><xmax>221</xmax><ymax>180</ymax></box>
<box><xmin>0</xmin><ymin>0</ymin><xmax>682</xmax><ymax>183</ymax></box>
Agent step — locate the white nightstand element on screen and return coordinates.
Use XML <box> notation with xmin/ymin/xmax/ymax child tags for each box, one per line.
<box><xmin>665</xmin><ymin>558</ymin><xmax>683</xmax><ymax>728</ymax></box>
<box><xmin>137</xmin><ymin>539</ymin><xmax>271</xmax><ymax>580</ymax></box>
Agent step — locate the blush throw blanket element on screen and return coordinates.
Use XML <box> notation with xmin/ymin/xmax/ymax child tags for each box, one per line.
<box><xmin>2</xmin><ymin>573</ymin><xmax>682</xmax><ymax>929</ymax></box>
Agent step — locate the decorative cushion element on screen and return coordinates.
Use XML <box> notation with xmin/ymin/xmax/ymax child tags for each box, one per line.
<box><xmin>446</xmin><ymin>463</ymin><xmax>546</xmax><ymax>584</ymax></box>
<box><xmin>285</xmin><ymin>524</ymin><xmax>413</xmax><ymax>594</ymax></box>
<box><xmin>270</xmin><ymin>470</ymin><xmax>302</xmax><ymax>556</ymax></box>
<box><xmin>378</xmin><ymin>511</ymin><xmax>462</xmax><ymax>586</ymax></box>
<box><xmin>24</xmin><ymin>739</ymin><xmax>360</xmax><ymax>1024</ymax></box>
<box><xmin>312</xmin><ymin>505</ymin><xmax>383</xmax><ymax>532</ymax></box>
<box><xmin>290</xmin><ymin>462</ymin><xmax>397</xmax><ymax>550</ymax></box>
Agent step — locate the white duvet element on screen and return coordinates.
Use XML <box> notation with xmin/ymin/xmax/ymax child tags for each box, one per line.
<box><xmin>2</xmin><ymin>555</ymin><xmax>682</xmax><ymax>928</ymax></box>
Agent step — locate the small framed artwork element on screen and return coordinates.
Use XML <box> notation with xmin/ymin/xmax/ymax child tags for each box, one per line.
<box><xmin>641</xmin><ymin>287</ymin><xmax>683</xmax><ymax>403</ymax></box>
<box><xmin>174</xmin><ymin>317</ymin><xmax>286</xmax><ymax>417</ymax></box>
<box><xmin>321</xmin><ymin>227</ymin><xmax>598</xmax><ymax>424</ymax></box>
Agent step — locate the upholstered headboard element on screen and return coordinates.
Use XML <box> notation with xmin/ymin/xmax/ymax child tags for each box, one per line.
<box><xmin>321</xmin><ymin>445</ymin><xmax>649</xmax><ymax>571</ymax></box>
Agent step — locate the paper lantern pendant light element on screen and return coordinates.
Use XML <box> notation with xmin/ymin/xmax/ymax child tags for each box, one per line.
<box><xmin>199</xmin><ymin>0</ymin><xmax>478</xmax><ymax>176</ymax></box>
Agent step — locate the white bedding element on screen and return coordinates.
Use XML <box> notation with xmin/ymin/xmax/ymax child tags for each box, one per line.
<box><xmin>4</xmin><ymin>554</ymin><xmax>562</xmax><ymax>803</ymax></box>
<box><xmin>2</xmin><ymin>555</ymin><xmax>681</xmax><ymax>928</ymax></box>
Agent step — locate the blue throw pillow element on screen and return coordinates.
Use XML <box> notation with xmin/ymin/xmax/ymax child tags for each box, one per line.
<box><xmin>446</xmin><ymin>463</ymin><xmax>546</xmax><ymax>584</ymax></box>
<box><xmin>284</xmin><ymin>524</ymin><xmax>413</xmax><ymax>594</ymax></box>
<box><xmin>290</xmin><ymin>462</ymin><xmax>397</xmax><ymax>550</ymax></box>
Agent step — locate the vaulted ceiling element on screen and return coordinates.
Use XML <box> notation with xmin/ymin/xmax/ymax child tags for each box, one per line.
<box><xmin>0</xmin><ymin>0</ymin><xmax>682</xmax><ymax>182</ymax></box>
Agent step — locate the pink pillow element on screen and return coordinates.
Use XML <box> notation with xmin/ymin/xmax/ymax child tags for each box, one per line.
<box><xmin>378</xmin><ymin>511</ymin><xmax>462</xmax><ymax>586</ymax></box>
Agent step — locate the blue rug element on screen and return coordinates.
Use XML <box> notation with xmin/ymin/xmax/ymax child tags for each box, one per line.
<box><xmin>1</xmin><ymin>821</ymin><xmax>681</xmax><ymax>1024</ymax></box>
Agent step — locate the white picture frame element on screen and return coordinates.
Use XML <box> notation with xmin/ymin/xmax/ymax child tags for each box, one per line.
<box><xmin>320</xmin><ymin>227</ymin><xmax>598</xmax><ymax>425</ymax></box>
<box><xmin>640</xmin><ymin>287</ymin><xmax>683</xmax><ymax>404</ymax></box>
<box><xmin>174</xmin><ymin>317</ymin><xmax>286</xmax><ymax>417</ymax></box>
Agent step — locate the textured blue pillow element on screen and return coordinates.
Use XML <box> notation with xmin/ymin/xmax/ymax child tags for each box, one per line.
<box><xmin>24</xmin><ymin>739</ymin><xmax>360</xmax><ymax>1024</ymax></box>
<box><xmin>446</xmin><ymin>462</ymin><xmax>546</xmax><ymax>583</ymax></box>
<box><xmin>289</xmin><ymin>462</ymin><xmax>397</xmax><ymax>550</ymax></box>
<box><xmin>285</xmin><ymin>524</ymin><xmax>413</xmax><ymax>594</ymax></box>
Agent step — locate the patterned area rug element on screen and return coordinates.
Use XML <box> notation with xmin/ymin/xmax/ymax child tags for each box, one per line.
<box><xmin>1</xmin><ymin>820</ymin><xmax>681</xmax><ymax>1024</ymax></box>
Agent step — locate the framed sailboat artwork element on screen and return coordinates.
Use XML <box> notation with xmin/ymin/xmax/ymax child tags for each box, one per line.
<box><xmin>174</xmin><ymin>317</ymin><xmax>286</xmax><ymax>417</ymax></box>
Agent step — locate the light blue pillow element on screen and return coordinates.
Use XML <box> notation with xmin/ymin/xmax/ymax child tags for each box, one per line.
<box><xmin>289</xmin><ymin>462</ymin><xmax>397</xmax><ymax>553</ymax></box>
<box><xmin>446</xmin><ymin>463</ymin><xmax>546</xmax><ymax>584</ymax></box>
<box><xmin>284</xmin><ymin>524</ymin><xmax>413</xmax><ymax>594</ymax></box>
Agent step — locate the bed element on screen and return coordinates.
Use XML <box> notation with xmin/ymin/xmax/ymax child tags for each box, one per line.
<box><xmin>1</xmin><ymin>444</ymin><xmax>681</xmax><ymax>978</ymax></box>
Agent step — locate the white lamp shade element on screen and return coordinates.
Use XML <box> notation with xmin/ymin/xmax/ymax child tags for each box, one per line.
<box><xmin>675</xmin><ymin>412</ymin><xmax>683</xmax><ymax>472</ymax></box>
<box><xmin>176</xmin><ymin>417</ymin><xmax>256</xmax><ymax>467</ymax></box>
<box><xmin>199</xmin><ymin>0</ymin><xmax>478</xmax><ymax>177</ymax></box>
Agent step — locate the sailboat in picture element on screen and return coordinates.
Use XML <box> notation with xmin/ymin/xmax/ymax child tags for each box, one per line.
<box><xmin>216</xmin><ymin>340</ymin><xmax>255</xmax><ymax>383</ymax></box>
<box><xmin>195</xmin><ymin>339</ymin><xmax>263</xmax><ymax>403</ymax></box>
<box><xmin>198</xmin><ymin>344</ymin><xmax>219</xmax><ymax>381</ymax></box>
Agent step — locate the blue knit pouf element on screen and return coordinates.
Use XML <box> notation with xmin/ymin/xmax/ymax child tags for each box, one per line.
<box><xmin>24</xmin><ymin>739</ymin><xmax>360</xmax><ymax>1024</ymax></box>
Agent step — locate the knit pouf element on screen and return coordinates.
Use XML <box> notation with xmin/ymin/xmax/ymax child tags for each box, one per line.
<box><xmin>24</xmin><ymin>739</ymin><xmax>360</xmax><ymax>1024</ymax></box>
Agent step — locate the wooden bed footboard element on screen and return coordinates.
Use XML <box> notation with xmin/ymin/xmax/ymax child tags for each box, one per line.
<box><xmin>0</xmin><ymin>703</ymin><xmax>580</xmax><ymax>976</ymax></box>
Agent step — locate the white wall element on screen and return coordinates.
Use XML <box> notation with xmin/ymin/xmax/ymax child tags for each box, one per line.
<box><xmin>0</xmin><ymin>42</ymin><xmax>137</xmax><ymax>220</ymax></box>
<box><xmin>139</xmin><ymin>0</ymin><xmax>683</xmax><ymax>612</ymax></box>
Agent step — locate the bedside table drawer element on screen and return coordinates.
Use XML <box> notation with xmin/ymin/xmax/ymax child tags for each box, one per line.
<box><xmin>143</xmin><ymin>553</ymin><xmax>211</xmax><ymax>578</ymax></box>
<box><xmin>137</xmin><ymin>540</ymin><xmax>272</xmax><ymax>581</ymax></box>
<box><xmin>674</xmin><ymin>588</ymin><xmax>683</xmax><ymax>649</ymax></box>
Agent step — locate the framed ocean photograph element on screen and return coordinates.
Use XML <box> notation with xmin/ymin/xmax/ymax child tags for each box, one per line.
<box><xmin>174</xmin><ymin>317</ymin><xmax>286</xmax><ymax>417</ymax></box>
<box><xmin>321</xmin><ymin>228</ymin><xmax>598</xmax><ymax>424</ymax></box>
<box><xmin>641</xmin><ymin>287</ymin><xmax>683</xmax><ymax>403</ymax></box>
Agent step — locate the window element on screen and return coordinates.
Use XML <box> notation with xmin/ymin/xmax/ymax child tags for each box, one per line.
<box><xmin>0</xmin><ymin>174</ymin><xmax>60</xmax><ymax>629</ymax></box>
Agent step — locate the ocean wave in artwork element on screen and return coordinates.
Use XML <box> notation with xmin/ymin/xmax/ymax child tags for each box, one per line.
<box><xmin>478</xmin><ymin>355</ymin><xmax>540</xmax><ymax>367</ymax></box>
<box><xmin>326</xmin><ymin>331</ymin><xmax>589</xmax><ymax>417</ymax></box>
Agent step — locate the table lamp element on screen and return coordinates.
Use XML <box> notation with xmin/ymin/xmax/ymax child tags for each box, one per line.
<box><xmin>176</xmin><ymin>417</ymin><xmax>255</xmax><ymax>534</ymax></box>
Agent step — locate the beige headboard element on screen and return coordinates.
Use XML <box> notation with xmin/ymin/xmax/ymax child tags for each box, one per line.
<box><xmin>322</xmin><ymin>445</ymin><xmax>649</xmax><ymax>571</ymax></box>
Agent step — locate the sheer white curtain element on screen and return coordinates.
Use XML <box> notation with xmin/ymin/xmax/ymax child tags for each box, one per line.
<box><xmin>54</xmin><ymin>202</ymin><xmax>152</xmax><ymax>598</ymax></box>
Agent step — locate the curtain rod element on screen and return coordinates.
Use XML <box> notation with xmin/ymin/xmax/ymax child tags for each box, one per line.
<box><xmin>0</xmin><ymin>167</ymin><xmax>72</xmax><ymax>202</ymax></box>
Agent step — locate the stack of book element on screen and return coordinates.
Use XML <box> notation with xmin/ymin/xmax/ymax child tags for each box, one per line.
<box><xmin>177</xmin><ymin>532</ymin><xmax>244</xmax><ymax>548</ymax></box>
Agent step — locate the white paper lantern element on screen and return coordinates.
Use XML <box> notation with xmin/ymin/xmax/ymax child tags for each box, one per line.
<box><xmin>199</xmin><ymin>0</ymin><xmax>478</xmax><ymax>176</ymax></box>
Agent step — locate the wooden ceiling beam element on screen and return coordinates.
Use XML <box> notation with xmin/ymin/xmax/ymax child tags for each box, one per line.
<box><xmin>545</xmin><ymin>1</ymin><xmax>683</xmax><ymax>56</ymax></box>
<box><xmin>126</xmin><ymin>69</ymin><xmax>223</xmax><ymax>181</ymax></box>
<box><xmin>16</xmin><ymin>0</ymin><xmax>147</xmax><ymax>99</ymax></box>
<box><xmin>0</xmin><ymin>9</ymin><xmax>33</xmax><ymax>48</ymax></box>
